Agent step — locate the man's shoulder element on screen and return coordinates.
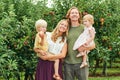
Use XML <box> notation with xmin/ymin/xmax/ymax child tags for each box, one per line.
<box><xmin>78</xmin><ymin>24</ymin><xmax>84</xmax><ymax>30</ymax></box>
<box><xmin>80</xmin><ymin>24</ymin><xmax>84</xmax><ymax>28</ymax></box>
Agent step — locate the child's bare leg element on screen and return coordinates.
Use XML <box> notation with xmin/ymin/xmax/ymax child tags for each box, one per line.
<box><xmin>53</xmin><ymin>59</ymin><xmax>62</xmax><ymax>80</ymax></box>
<box><xmin>80</xmin><ymin>51</ymin><xmax>88</xmax><ymax>68</ymax></box>
<box><xmin>54</xmin><ymin>59</ymin><xmax>59</xmax><ymax>76</ymax></box>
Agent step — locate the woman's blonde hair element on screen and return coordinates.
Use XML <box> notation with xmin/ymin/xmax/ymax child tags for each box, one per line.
<box><xmin>83</xmin><ymin>14</ymin><xmax>94</xmax><ymax>25</ymax></box>
<box><xmin>51</xmin><ymin>19</ymin><xmax>69</xmax><ymax>43</ymax></box>
<box><xmin>35</xmin><ymin>19</ymin><xmax>47</xmax><ymax>32</ymax></box>
<box><xmin>66</xmin><ymin>6</ymin><xmax>82</xmax><ymax>27</ymax></box>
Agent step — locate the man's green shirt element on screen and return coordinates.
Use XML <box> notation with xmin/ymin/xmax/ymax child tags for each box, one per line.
<box><xmin>64</xmin><ymin>24</ymin><xmax>84</xmax><ymax>64</ymax></box>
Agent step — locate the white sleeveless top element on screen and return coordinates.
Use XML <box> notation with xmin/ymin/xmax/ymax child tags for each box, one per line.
<box><xmin>46</xmin><ymin>32</ymin><xmax>66</xmax><ymax>55</ymax></box>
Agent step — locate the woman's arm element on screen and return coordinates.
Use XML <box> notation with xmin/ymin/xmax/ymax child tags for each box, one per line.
<box><xmin>40</xmin><ymin>43</ymin><xmax>67</xmax><ymax>60</ymax></box>
<box><xmin>52</xmin><ymin>43</ymin><xmax>67</xmax><ymax>59</ymax></box>
<box><xmin>34</xmin><ymin>48</ymin><xmax>47</xmax><ymax>56</ymax></box>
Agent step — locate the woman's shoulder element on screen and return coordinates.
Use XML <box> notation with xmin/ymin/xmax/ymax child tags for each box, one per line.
<box><xmin>46</xmin><ymin>32</ymin><xmax>52</xmax><ymax>39</ymax></box>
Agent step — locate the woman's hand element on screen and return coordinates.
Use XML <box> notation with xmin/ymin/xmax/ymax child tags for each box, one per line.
<box><xmin>40</xmin><ymin>55</ymin><xmax>49</xmax><ymax>60</ymax></box>
<box><xmin>39</xmin><ymin>50</ymin><xmax>47</xmax><ymax>56</ymax></box>
<box><xmin>40</xmin><ymin>53</ymin><xmax>54</xmax><ymax>60</ymax></box>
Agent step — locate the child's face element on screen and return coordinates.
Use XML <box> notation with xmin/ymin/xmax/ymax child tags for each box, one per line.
<box><xmin>37</xmin><ymin>26</ymin><xmax>47</xmax><ymax>33</ymax></box>
<box><xmin>83</xmin><ymin>19</ymin><xmax>91</xmax><ymax>27</ymax></box>
<box><xmin>58</xmin><ymin>21</ymin><xmax>68</xmax><ymax>33</ymax></box>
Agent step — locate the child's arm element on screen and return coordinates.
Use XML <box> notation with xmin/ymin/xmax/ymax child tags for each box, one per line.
<box><xmin>38</xmin><ymin>31</ymin><xmax>45</xmax><ymax>46</ymax></box>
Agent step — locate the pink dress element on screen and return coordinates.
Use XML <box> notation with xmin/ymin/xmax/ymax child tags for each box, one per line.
<box><xmin>73</xmin><ymin>26</ymin><xmax>95</xmax><ymax>50</ymax></box>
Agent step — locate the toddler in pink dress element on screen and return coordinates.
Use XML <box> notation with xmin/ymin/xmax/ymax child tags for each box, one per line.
<box><xmin>73</xmin><ymin>14</ymin><xmax>96</xmax><ymax>68</ymax></box>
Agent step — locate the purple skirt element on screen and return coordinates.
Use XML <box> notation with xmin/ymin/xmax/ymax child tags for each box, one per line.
<box><xmin>35</xmin><ymin>58</ymin><xmax>63</xmax><ymax>80</ymax></box>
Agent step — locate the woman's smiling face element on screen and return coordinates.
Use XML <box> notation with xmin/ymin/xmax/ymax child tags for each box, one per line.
<box><xmin>58</xmin><ymin>20</ymin><xmax>68</xmax><ymax>33</ymax></box>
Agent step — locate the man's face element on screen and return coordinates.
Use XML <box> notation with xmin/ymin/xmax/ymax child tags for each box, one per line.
<box><xmin>69</xmin><ymin>9</ymin><xmax>80</xmax><ymax>21</ymax></box>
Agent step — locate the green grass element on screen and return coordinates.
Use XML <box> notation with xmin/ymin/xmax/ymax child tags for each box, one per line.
<box><xmin>1</xmin><ymin>77</ymin><xmax>120</xmax><ymax>80</ymax></box>
<box><xmin>1</xmin><ymin>75</ymin><xmax>120</xmax><ymax>80</ymax></box>
<box><xmin>0</xmin><ymin>77</ymin><xmax>120</xmax><ymax>80</ymax></box>
<box><xmin>89</xmin><ymin>76</ymin><xmax>120</xmax><ymax>80</ymax></box>
<box><xmin>94</xmin><ymin>68</ymin><xmax>120</xmax><ymax>74</ymax></box>
<box><xmin>90</xmin><ymin>68</ymin><xmax>120</xmax><ymax>76</ymax></box>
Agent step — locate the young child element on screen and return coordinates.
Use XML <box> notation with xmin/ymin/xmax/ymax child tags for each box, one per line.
<box><xmin>34</xmin><ymin>19</ymin><xmax>48</xmax><ymax>57</ymax></box>
<box><xmin>73</xmin><ymin>14</ymin><xmax>96</xmax><ymax>68</ymax></box>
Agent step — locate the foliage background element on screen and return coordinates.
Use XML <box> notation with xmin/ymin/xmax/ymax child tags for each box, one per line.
<box><xmin>0</xmin><ymin>0</ymin><xmax>120</xmax><ymax>80</ymax></box>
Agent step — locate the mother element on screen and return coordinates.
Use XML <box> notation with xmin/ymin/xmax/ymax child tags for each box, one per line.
<box><xmin>34</xmin><ymin>19</ymin><xmax>69</xmax><ymax>80</ymax></box>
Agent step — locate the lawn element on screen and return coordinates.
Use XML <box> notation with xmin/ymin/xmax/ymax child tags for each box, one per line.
<box><xmin>90</xmin><ymin>68</ymin><xmax>120</xmax><ymax>75</ymax></box>
<box><xmin>0</xmin><ymin>74</ymin><xmax>120</xmax><ymax>80</ymax></box>
<box><xmin>89</xmin><ymin>76</ymin><xmax>120</xmax><ymax>80</ymax></box>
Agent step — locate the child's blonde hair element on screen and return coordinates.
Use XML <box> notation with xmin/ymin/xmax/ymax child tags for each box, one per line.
<box><xmin>83</xmin><ymin>14</ymin><xmax>94</xmax><ymax>25</ymax></box>
<box><xmin>35</xmin><ymin>19</ymin><xmax>47</xmax><ymax>32</ymax></box>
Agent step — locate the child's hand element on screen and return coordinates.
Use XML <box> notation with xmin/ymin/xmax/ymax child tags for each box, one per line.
<box><xmin>39</xmin><ymin>31</ymin><xmax>44</xmax><ymax>39</ymax></box>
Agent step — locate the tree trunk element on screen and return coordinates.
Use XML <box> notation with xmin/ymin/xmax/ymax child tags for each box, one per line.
<box><xmin>92</xmin><ymin>59</ymin><xmax>100</xmax><ymax>75</ymax></box>
<box><xmin>102</xmin><ymin>61</ymin><xmax>107</xmax><ymax>76</ymax></box>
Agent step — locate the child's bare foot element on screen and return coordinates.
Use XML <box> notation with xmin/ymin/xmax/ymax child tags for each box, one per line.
<box><xmin>80</xmin><ymin>62</ymin><xmax>87</xmax><ymax>68</ymax></box>
<box><xmin>53</xmin><ymin>74</ymin><xmax>62</xmax><ymax>80</ymax></box>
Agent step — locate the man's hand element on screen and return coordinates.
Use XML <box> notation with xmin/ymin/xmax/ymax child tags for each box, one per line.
<box><xmin>83</xmin><ymin>42</ymin><xmax>89</xmax><ymax>47</ymax></box>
